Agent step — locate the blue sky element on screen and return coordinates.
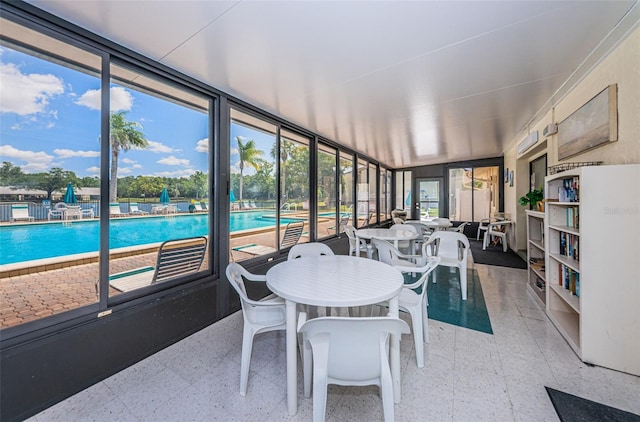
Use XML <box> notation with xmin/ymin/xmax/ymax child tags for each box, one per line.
<box><xmin>1</xmin><ymin>45</ymin><xmax>211</xmax><ymax>179</ymax></box>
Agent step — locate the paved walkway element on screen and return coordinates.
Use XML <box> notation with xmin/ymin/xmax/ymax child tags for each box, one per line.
<box><xmin>0</xmin><ymin>218</ymin><xmax>344</xmax><ymax>329</ymax></box>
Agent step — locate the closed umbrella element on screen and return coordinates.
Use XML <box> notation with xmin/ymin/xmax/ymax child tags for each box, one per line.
<box><xmin>159</xmin><ymin>187</ymin><xmax>170</xmax><ymax>204</ymax></box>
<box><xmin>64</xmin><ymin>182</ymin><xmax>77</xmax><ymax>204</ymax></box>
<box><xmin>230</xmin><ymin>190</ymin><xmax>236</xmax><ymax>203</ymax></box>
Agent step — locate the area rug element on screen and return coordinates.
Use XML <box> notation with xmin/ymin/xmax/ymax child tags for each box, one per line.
<box><xmin>469</xmin><ymin>239</ymin><xmax>527</xmax><ymax>269</ymax></box>
<box><xmin>545</xmin><ymin>387</ymin><xmax>640</xmax><ymax>422</ymax></box>
<box><xmin>422</xmin><ymin>266</ymin><xmax>493</xmax><ymax>334</ymax></box>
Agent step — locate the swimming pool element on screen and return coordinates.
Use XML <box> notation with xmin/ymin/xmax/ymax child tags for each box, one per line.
<box><xmin>0</xmin><ymin>211</ymin><xmax>303</xmax><ymax>265</ymax></box>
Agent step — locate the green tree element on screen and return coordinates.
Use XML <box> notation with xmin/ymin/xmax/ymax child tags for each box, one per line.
<box><xmin>236</xmin><ymin>136</ymin><xmax>263</xmax><ymax>205</ymax></box>
<box><xmin>109</xmin><ymin>111</ymin><xmax>149</xmax><ymax>202</ymax></box>
<box><xmin>0</xmin><ymin>162</ymin><xmax>25</xmax><ymax>186</ymax></box>
<box><xmin>23</xmin><ymin>168</ymin><xmax>78</xmax><ymax>200</ymax></box>
<box><xmin>189</xmin><ymin>171</ymin><xmax>208</xmax><ymax>199</ymax></box>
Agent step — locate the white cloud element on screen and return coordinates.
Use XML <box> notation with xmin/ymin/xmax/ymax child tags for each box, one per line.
<box><xmin>0</xmin><ymin>144</ymin><xmax>55</xmax><ymax>173</ymax></box>
<box><xmin>0</xmin><ymin>62</ymin><xmax>64</xmax><ymax>115</ymax></box>
<box><xmin>195</xmin><ymin>138</ymin><xmax>209</xmax><ymax>153</ymax></box>
<box><xmin>132</xmin><ymin>164</ymin><xmax>142</xmax><ymax>169</ymax></box>
<box><xmin>75</xmin><ymin>86</ymin><xmax>133</xmax><ymax>112</ymax></box>
<box><xmin>157</xmin><ymin>156</ymin><xmax>190</xmax><ymax>166</ymax></box>
<box><xmin>147</xmin><ymin>141</ymin><xmax>175</xmax><ymax>153</ymax></box>
<box><xmin>86</xmin><ymin>166</ymin><xmax>100</xmax><ymax>174</ymax></box>
<box><xmin>54</xmin><ymin>148</ymin><xmax>100</xmax><ymax>158</ymax></box>
<box><xmin>118</xmin><ymin>167</ymin><xmax>133</xmax><ymax>174</ymax></box>
<box><xmin>230</xmin><ymin>147</ymin><xmax>238</xmax><ymax>155</ymax></box>
<box><xmin>153</xmin><ymin>169</ymin><xmax>197</xmax><ymax>178</ymax></box>
<box><xmin>121</xmin><ymin>158</ymin><xmax>137</xmax><ymax>164</ymax></box>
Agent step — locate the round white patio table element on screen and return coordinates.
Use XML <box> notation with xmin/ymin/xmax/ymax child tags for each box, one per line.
<box><xmin>409</xmin><ymin>218</ymin><xmax>453</xmax><ymax>231</ymax></box>
<box><xmin>355</xmin><ymin>227</ymin><xmax>419</xmax><ymax>257</ymax></box>
<box><xmin>266</xmin><ymin>255</ymin><xmax>404</xmax><ymax>415</ymax></box>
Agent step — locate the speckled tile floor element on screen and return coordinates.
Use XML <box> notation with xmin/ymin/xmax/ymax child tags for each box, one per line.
<box><xmin>28</xmin><ymin>259</ymin><xmax>640</xmax><ymax>421</ymax></box>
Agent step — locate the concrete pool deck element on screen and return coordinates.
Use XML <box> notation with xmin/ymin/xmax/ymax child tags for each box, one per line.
<box><xmin>0</xmin><ymin>215</ymin><xmax>355</xmax><ymax>329</ymax></box>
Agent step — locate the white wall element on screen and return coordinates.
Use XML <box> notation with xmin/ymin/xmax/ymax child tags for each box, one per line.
<box><xmin>507</xmin><ymin>26</ymin><xmax>640</xmax><ymax>251</ymax></box>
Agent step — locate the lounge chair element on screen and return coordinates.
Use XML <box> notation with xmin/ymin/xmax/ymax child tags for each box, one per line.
<box><xmin>129</xmin><ymin>202</ymin><xmax>148</xmax><ymax>215</ymax></box>
<box><xmin>107</xmin><ymin>236</ymin><xmax>208</xmax><ymax>292</ymax></box>
<box><xmin>109</xmin><ymin>203</ymin><xmax>127</xmax><ymax>217</ymax></box>
<box><xmin>232</xmin><ymin>221</ymin><xmax>304</xmax><ymax>256</ymax></box>
<box><xmin>48</xmin><ymin>202</ymin><xmax>67</xmax><ymax>220</ymax></box>
<box><xmin>193</xmin><ymin>203</ymin><xmax>205</xmax><ymax>212</ymax></box>
<box><xmin>81</xmin><ymin>207</ymin><xmax>95</xmax><ymax>218</ymax></box>
<box><xmin>10</xmin><ymin>204</ymin><xmax>34</xmax><ymax>222</ymax></box>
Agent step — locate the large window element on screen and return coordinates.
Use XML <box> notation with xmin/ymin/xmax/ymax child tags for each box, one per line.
<box><xmin>0</xmin><ymin>21</ymin><xmax>102</xmax><ymax>328</ymax></box>
<box><xmin>317</xmin><ymin>143</ymin><xmax>338</xmax><ymax>238</ymax></box>
<box><xmin>107</xmin><ymin>63</ymin><xmax>210</xmax><ymax>296</ymax></box>
<box><xmin>449</xmin><ymin>166</ymin><xmax>499</xmax><ymax>222</ymax></box>
<box><xmin>368</xmin><ymin>162</ymin><xmax>378</xmax><ymax>225</ymax></box>
<box><xmin>339</xmin><ymin>151</ymin><xmax>354</xmax><ymax>227</ymax></box>
<box><xmin>395</xmin><ymin>170</ymin><xmax>412</xmax><ymax>213</ymax></box>
<box><xmin>356</xmin><ymin>159</ymin><xmax>369</xmax><ymax>227</ymax></box>
<box><xmin>280</xmin><ymin>129</ymin><xmax>310</xmax><ymax>242</ymax></box>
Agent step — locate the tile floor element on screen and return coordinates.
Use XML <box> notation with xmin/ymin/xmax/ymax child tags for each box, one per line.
<box><xmin>29</xmin><ymin>261</ymin><xmax>640</xmax><ymax>421</ymax></box>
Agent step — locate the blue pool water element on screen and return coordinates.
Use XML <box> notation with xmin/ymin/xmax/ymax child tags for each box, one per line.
<box><xmin>0</xmin><ymin>211</ymin><xmax>302</xmax><ymax>265</ymax></box>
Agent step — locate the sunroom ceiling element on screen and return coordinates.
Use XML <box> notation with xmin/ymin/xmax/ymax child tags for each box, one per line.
<box><xmin>26</xmin><ymin>0</ymin><xmax>639</xmax><ymax>168</ymax></box>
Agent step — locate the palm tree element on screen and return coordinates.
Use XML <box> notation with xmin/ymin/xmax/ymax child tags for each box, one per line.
<box><xmin>109</xmin><ymin>111</ymin><xmax>148</xmax><ymax>202</ymax></box>
<box><xmin>236</xmin><ymin>136</ymin><xmax>263</xmax><ymax>206</ymax></box>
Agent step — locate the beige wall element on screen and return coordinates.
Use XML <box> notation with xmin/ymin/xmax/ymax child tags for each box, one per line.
<box><xmin>507</xmin><ymin>26</ymin><xmax>640</xmax><ymax>251</ymax></box>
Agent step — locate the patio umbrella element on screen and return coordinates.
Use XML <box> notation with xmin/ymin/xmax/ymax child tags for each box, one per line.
<box><xmin>64</xmin><ymin>182</ymin><xmax>77</xmax><ymax>204</ymax></box>
<box><xmin>159</xmin><ymin>187</ymin><xmax>170</xmax><ymax>204</ymax></box>
<box><xmin>230</xmin><ymin>189</ymin><xmax>236</xmax><ymax>203</ymax></box>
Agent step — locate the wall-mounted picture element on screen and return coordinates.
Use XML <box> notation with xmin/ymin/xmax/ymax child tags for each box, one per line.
<box><xmin>504</xmin><ymin>168</ymin><xmax>509</xmax><ymax>183</ymax></box>
<box><xmin>509</xmin><ymin>170</ymin><xmax>514</xmax><ymax>187</ymax></box>
<box><xmin>557</xmin><ymin>84</ymin><xmax>618</xmax><ymax>160</ymax></box>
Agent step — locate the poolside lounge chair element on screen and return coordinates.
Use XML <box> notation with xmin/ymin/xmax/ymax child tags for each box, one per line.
<box><xmin>129</xmin><ymin>203</ymin><xmax>148</xmax><ymax>215</ymax></box>
<box><xmin>109</xmin><ymin>203</ymin><xmax>127</xmax><ymax>217</ymax></box>
<box><xmin>232</xmin><ymin>221</ymin><xmax>305</xmax><ymax>257</ymax></box>
<box><xmin>10</xmin><ymin>204</ymin><xmax>34</xmax><ymax>222</ymax></box>
<box><xmin>193</xmin><ymin>203</ymin><xmax>205</xmax><ymax>212</ymax></box>
<box><xmin>48</xmin><ymin>202</ymin><xmax>68</xmax><ymax>220</ymax></box>
<box><xmin>107</xmin><ymin>236</ymin><xmax>208</xmax><ymax>292</ymax></box>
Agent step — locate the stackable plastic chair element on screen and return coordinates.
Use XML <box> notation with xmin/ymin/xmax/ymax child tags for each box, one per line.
<box><xmin>343</xmin><ymin>225</ymin><xmax>373</xmax><ymax>258</ymax></box>
<box><xmin>225</xmin><ymin>263</ymin><xmax>286</xmax><ymax>396</ymax></box>
<box><xmin>287</xmin><ymin>242</ymin><xmax>334</xmax><ymax>260</ymax></box>
<box><xmin>298</xmin><ymin>314</ymin><xmax>410</xmax><ymax>422</ymax></box>
<box><xmin>423</xmin><ymin>231</ymin><xmax>470</xmax><ymax>300</ymax></box>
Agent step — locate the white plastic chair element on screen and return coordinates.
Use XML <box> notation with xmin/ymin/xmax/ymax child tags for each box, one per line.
<box><xmin>448</xmin><ymin>222</ymin><xmax>469</xmax><ymax>234</ymax></box>
<box><xmin>483</xmin><ymin>220</ymin><xmax>511</xmax><ymax>252</ymax></box>
<box><xmin>372</xmin><ymin>238</ymin><xmax>420</xmax><ymax>267</ymax></box>
<box><xmin>343</xmin><ymin>225</ymin><xmax>372</xmax><ymax>258</ymax></box>
<box><xmin>423</xmin><ymin>231</ymin><xmax>470</xmax><ymax>300</ymax></box>
<box><xmin>298</xmin><ymin>314</ymin><xmax>410</xmax><ymax>422</ymax></box>
<box><xmin>225</xmin><ymin>263</ymin><xmax>286</xmax><ymax>396</ymax></box>
<box><xmin>48</xmin><ymin>202</ymin><xmax>67</xmax><ymax>220</ymax></box>
<box><xmin>288</xmin><ymin>243</ymin><xmax>335</xmax><ymax>316</ymax></box>
<box><xmin>390</xmin><ymin>223</ymin><xmax>419</xmax><ymax>254</ymax></box>
<box><xmin>287</xmin><ymin>242</ymin><xmax>334</xmax><ymax>260</ymax></box>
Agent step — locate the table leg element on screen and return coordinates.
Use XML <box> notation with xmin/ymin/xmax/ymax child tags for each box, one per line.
<box><xmin>285</xmin><ymin>300</ymin><xmax>298</xmax><ymax>415</ymax></box>
<box><xmin>355</xmin><ymin>235</ymin><xmax>361</xmax><ymax>257</ymax></box>
<box><xmin>388</xmin><ymin>296</ymin><xmax>401</xmax><ymax>403</ymax></box>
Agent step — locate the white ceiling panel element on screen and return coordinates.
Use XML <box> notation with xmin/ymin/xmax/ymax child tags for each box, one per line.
<box><xmin>26</xmin><ymin>0</ymin><xmax>640</xmax><ymax>168</ymax></box>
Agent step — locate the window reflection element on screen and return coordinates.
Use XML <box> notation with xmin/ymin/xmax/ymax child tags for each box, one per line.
<box><xmin>317</xmin><ymin>143</ymin><xmax>337</xmax><ymax>238</ymax></box>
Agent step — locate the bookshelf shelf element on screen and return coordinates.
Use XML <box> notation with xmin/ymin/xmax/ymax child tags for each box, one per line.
<box><xmin>525</xmin><ymin>210</ymin><xmax>545</xmax><ymax>308</ymax></box>
<box><xmin>544</xmin><ymin>165</ymin><xmax>640</xmax><ymax>376</ymax></box>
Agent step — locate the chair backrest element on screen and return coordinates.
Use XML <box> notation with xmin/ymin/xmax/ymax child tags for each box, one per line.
<box><xmin>299</xmin><ymin>316</ymin><xmax>409</xmax><ymax>382</ymax></box>
<box><xmin>54</xmin><ymin>202</ymin><xmax>68</xmax><ymax>210</ymax></box>
<box><xmin>372</xmin><ymin>238</ymin><xmax>404</xmax><ymax>266</ymax></box>
<box><xmin>343</xmin><ymin>224</ymin><xmax>358</xmax><ymax>248</ymax></box>
<box><xmin>427</xmin><ymin>231</ymin><xmax>469</xmax><ymax>262</ymax></box>
<box><xmin>392</xmin><ymin>217</ymin><xmax>404</xmax><ymax>225</ymax></box>
<box><xmin>109</xmin><ymin>203</ymin><xmax>122</xmax><ymax>214</ymax></box>
<box><xmin>287</xmin><ymin>242</ymin><xmax>334</xmax><ymax>260</ymax></box>
<box><xmin>152</xmin><ymin>236</ymin><xmax>208</xmax><ymax>284</ymax></box>
<box><xmin>450</xmin><ymin>222</ymin><xmax>469</xmax><ymax>233</ymax></box>
<box><xmin>130</xmin><ymin>203</ymin><xmax>140</xmax><ymax>211</ymax></box>
<box><xmin>225</xmin><ymin>262</ymin><xmax>261</xmax><ymax>306</ymax></box>
<box><xmin>11</xmin><ymin>204</ymin><xmax>30</xmax><ymax>218</ymax></box>
<box><xmin>280</xmin><ymin>221</ymin><xmax>304</xmax><ymax>249</ymax></box>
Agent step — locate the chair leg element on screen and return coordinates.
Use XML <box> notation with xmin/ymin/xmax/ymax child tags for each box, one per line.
<box><xmin>410</xmin><ymin>307</ymin><xmax>424</xmax><ymax>368</ymax></box>
<box><xmin>312</xmin><ymin>373</ymin><xmax>328</xmax><ymax>422</ymax></box>
<box><xmin>460</xmin><ymin>265</ymin><xmax>467</xmax><ymax>300</ymax></box>
<box><xmin>239</xmin><ymin>326</ymin><xmax>255</xmax><ymax>396</ymax></box>
<box><xmin>422</xmin><ymin>295</ymin><xmax>429</xmax><ymax>345</ymax></box>
<box><xmin>380</xmin><ymin>360</ymin><xmax>395</xmax><ymax>422</ymax></box>
<box><xmin>502</xmin><ymin>235</ymin><xmax>508</xmax><ymax>252</ymax></box>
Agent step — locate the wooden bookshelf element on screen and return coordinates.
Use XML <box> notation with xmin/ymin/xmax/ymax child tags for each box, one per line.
<box><xmin>544</xmin><ymin>165</ymin><xmax>640</xmax><ymax>376</ymax></box>
<box><xmin>525</xmin><ymin>210</ymin><xmax>545</xmax><ymax>308</ymax></box>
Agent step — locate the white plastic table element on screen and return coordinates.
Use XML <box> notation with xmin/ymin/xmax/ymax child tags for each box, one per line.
<box><xmin>355</xmin><ymin>228</ymin><xmax>419</xmax><ymax>257</ymax></box>
<box><xmin>266</xmin><ymin>255</ymin><xmax>404</xmax><ymax>415</ymax></box>
<box><xmin>411</xmin><ymin>218</ymin><xmax>453</xmax><ymax>231</ymax></box>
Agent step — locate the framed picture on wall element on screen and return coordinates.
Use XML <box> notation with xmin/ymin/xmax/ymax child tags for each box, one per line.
<box><xmin>504</xmin><ymin>168</ymin><xmax>509</xmax><ymax>183</ymax></box>
<box><xmin>557</xmin><ymin>84</ymin><xmax>618</xmax><ymax>160</ymax></box>
<box><xmin>509</xmin><ymin>171</ymin><xmax>514</xmax><ymax>187</ymax></box>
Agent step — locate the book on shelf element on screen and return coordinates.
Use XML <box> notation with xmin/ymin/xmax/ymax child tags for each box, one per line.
<box><xmin>558</xmin><ymin>263</ymin><xmax>580</xmax><ymax>296</ymax></box>
<box><xmin>566</xmin><ymin>206</ymin><xmax>580</xmax><ymax>229</ymax></box>
<box><xmin>558</xmin><ymin>232</ymin><xmax>579</xmax><ymax>261</ymax></box>
<box><xmin>557</xmin><ymin>177</ymin><xmax>580</xmax><ymax>202</ymax></box>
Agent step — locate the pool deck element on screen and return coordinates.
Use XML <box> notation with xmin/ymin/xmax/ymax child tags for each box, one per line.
<box><xmin>0</xmin><ymin>213</ymin><xmax>350</xmax><ymax>330</ymax></box>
